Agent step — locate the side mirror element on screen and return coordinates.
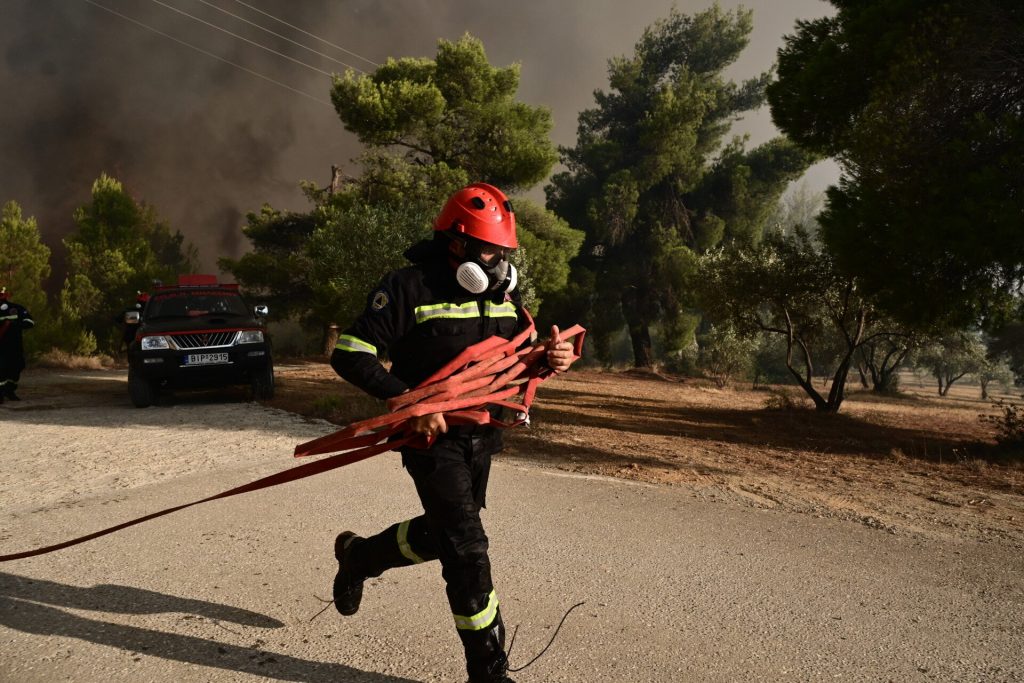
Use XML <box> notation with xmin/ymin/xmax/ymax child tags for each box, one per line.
<box><xmin>125</xmin><ymin>311</ymin><xmax>141</xmax><ymax>325</ymax></box>
<box><xmin>254</xmin><ymin>304</ymin><xmax>269</xmax><ymax>317</ymax></box>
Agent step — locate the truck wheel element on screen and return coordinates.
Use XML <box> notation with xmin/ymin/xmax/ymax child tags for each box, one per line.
<box><xmin>251</xmin><ymin>362</ymin><xmax>275</xmax><ymax>400</ymax></box>
<box><xmin>128</xmin><ymin>369</ymin><xmax>158</xmax><ymax>408</ymax></box>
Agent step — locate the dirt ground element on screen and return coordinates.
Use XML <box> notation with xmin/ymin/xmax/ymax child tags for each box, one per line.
<box><xmin>264</xmin><ymin>361</ymin><xmax>1024</xmax><ymax>547</ymax></box>
<box><xmin>3</xmin><ymin>362</ymin><xmax>1023</xmax><ymax>681</ymax></box>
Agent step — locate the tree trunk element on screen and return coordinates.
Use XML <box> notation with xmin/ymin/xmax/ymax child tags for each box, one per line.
<box><xmin>818</xmin><ymin>306</ymin><xmax>867</xmax><ymax>413</ymax></box>
<box><xmin>621</xmin><ymin>287</ymin><xmax>655</xmax><ymax>368</ymax></box>
<box><xmin>786</xmin><ymin>363</ymin><xmax>829</xmax><ymax>411</ymax></box>
<box><xmin>943</xmin><ymin>372</ymin><xmax>967</xmax><ymax>397</ymax></box>
<box><xmin>329</xmin><ymin>165</ymin><xmax>345</xmax><ymax>195</ymax></box>
<box><xmin>629</xmin><ymin>322</ymin><xmax>653</xmax><ymax>368</ymax></box>
<box><xmin>780</xmin><ymin>309</ymin><xmax>828</xmax><ymax>411</ymax></box>
<box><xmin>825</xmin><ymin>358</ymin><xmax>853</xmax><ymax>413</ymax></box>
<box><xmin>824</xmin><ymin>342</ymin><xmax>859</xmax><ymax>414</ymax></box>
<box><xmin>857</xmin><ymin>362</ymin><xmax>871</xmax><ymax>389</ymax></box>
<box><xmin>980</xmin><ymin>380</ymin><xmax>990</xmax><ymax>401</ymax></box>
<box><xmin>874</xmin><ymin>368</ymin><xmax>898</xmax><ymax>393</ymax></box>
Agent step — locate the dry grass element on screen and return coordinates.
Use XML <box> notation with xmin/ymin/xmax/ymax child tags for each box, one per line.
<box><xmin>264</xmin><ymin>361</ymin><xmax>1024</xmax><ymax>544</ymax></box>
<box><xmin>34</xmin><ymin>349</ymin><xmax>115</xmax><ymax>370</ymax></box>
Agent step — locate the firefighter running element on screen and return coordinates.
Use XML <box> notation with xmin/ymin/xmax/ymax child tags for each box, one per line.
<box><xmin>329</xmin><ymin>184</ymin><xmax>577</xmax><ymax>683</ymax></box>
<box><xmin>0</xmin><ymin>287</ymin><xmax>35</xmax><ymax>403</ymax></box>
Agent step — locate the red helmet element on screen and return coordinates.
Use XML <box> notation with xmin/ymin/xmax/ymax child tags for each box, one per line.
<box><xmin>136</xmin><ymin>291</ymin><xmax>150</xmax><ymax>304</ymax></box>
<box><xmin>433</xmin><ymin>183</ymin><xmax>517</xmax><ymax>249</ymax></box>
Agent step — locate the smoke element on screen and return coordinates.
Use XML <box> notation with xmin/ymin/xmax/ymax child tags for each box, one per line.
<box><xmin>1</xmin><ymin>0</ymin><xmax>833</xmax><ymax>277</ymax></box>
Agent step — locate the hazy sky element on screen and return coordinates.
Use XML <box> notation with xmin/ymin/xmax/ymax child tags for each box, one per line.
<box><xmin>1</xmin><ymin>0</ymin><xmax>838</xmax><ymax>273</ymax></box>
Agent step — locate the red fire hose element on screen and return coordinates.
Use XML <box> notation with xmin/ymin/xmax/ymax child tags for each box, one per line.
<box><xmin>0</xmin><ymin>318</ymin><xmax>584</xmax><ymax>562</ymax></box>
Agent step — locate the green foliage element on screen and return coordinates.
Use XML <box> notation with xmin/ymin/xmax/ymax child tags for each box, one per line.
<box><xmin>765</xmin><ymin>182</ymin><xmax>825</xmax><ymax>236</ymax></box>
<box><xmin>857</xmin><ymin>330</ymin><xmax>917</xmax><ymax>394</ymax></box>
<box><xmin>752</xmin><ymin>335</ymin><xmax>794</xmax><ymax>386</ymax></box>
<box><xmin>988</xmin><ymin>320</ymin><xmax>1024</xmax><ymax>386</ymax></box>
<box><xmin>980</xmin><ymin>394</ymin><xmax>1024</xmax><ymax>450</ymax></box>
<box><xmin>331</xmin><ymin>34</ymin><xmax>559</xmax><ymax>201</ymax></box>
<box><xmin>914</xmin><ymin>333</ymin><xmax>988</xmax><ymax>397</ymax></box>
<box><xmin>63</xmin><ymin>174</ymin><xmax>197</xmax><ymax>353</ymax></box>
<box><xmin>222</xmin><ymin>199</ymin><xmax>431</xmax><ymax>332</ymax></box>
<box><xmin>696</xmin><ymin>323</ymin><xmax>757</xmax><ymax>387</ymax></box>
<box><xmin>698</xmin><ymin>229</ymin><xmax>875</xmax><ymax>412</ymax></box>
<box><xmin>55</xmin><ymin>276</ymin><xmax>98</xmax><ymax>356</ymax></box>
<box><xmin>687</xmin><ymin>138</ymin><xmax>817</xmax><ymax>246</ymax></box>
<box><xmin>0</xmin><ymin>201</ymin><xmax>52</xmax><ymax>358</ymax></box>
<box><xmin>548</xmin><ymin>4</ymin><xmax>813</xmax><ymax>367</ymax></box>
<box><xmin>224</xmin><ymin>193</ymin><xmax>583</xmax><ymax>338</ymax></box>
<box><xmin>511</xmin><ymin>199</ymin><xmax>584</xmax><ymax>316</ymax></box>
<box><xmin>768</xmin><ymin>0</ymin><xmax>1024</xmax><ymax>329</ymax></box>
<box><xmin>219</xmin><ymin>204</ymin><xmax>319</xmax><ymax>325</ymax></box>
<box><xmin>977</xmin><ymin>355</ymin><xmax>1015</xmax><ymax>400</ymax></box>
<box><xmin>227</xmin><ymin>35</ymin><xmax>578</xmax><ymax>346</ymax></box>
<box><xmin>306</xmin><ymin>201</ymin><xmax>432</xmax><ymax>326</ymax></box>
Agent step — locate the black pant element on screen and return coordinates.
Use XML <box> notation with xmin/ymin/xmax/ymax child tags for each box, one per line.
<box><xmin>0</xmin><ymin>366</ymin><xmax>21</xmax><ymax>396</ymax></box>
<box><xmin>350</xmin><ymin>428</ymin><xmax>507</xmax><ymax>676</ymax></box>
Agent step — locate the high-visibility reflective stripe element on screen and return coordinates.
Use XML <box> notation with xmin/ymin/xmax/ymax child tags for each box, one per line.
<box><xmin>453</xmin><ymin>590</ymin><xmax>499</xmax><ymax>631</ymax></box>
<box><xmin>0</xmin><ymin>380</ymin><xmax>9</xmax><ymax>386</ymax></box>
<box><xmin>396</xmin><ymin>519</ymin><xmax>425</xmax><ymax>564</ymax></box>
<box><xmin>335</xmin><ymin>334</ymin><xmax>377</xmax><ymax>355</ymax></box>
<box><xmin>415</xmin><ymin>301</ymin><xmax>518</xmax><ymax>324</ymax></box>
<box><xmin>0</xmin><ymin>314</ymin><xmax>17</xmax><ymax>321</ymax></box>
<box><xmin>22</xmin><ymin>318</ymin><xmax>34</xmax><ymax>326</ymax></box>
<box><xmin>483</xmin><ymin>301</ymin><xmax>517</xmax><ymax>318</ymax></box>
<box><xmin>414</xmin><ymin>302</ymin><xmax>480</xmax><ymax>323</ymax></box>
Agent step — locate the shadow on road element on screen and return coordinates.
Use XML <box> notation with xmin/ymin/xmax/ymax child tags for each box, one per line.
<box><xmin>0</xmin><ymin>572</ymin><xmax>283</xmax><ymax>626</ymax></box>
<box><xmin>0</xmin><ymin>572</ymin><xmax>418</xmax><ymax>682</ymax></box>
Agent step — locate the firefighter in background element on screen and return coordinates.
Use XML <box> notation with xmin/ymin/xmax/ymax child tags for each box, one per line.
<box><xmin>0</xmin><ymin>287</ymin><xmax>35</xmax><ymax>403</ymax></box>
<box><xmin>329</xmin><ymin>184</ymin><xmax>576</xmax><ymax>683</ymax></box>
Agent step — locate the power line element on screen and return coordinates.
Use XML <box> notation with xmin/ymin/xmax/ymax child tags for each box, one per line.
<box><xmin>233</xmin><ymin>0</ymin><xmax>379</xmax><ymax>69</ymax></box>
<box><xmin>145</xmin><ymin>0</ymin><xmax>333</xmax><ymax>77</ymax></box>
<box><xmin>196</xmin><ymin>0</ymin><xmax>368</xmax><ymax>74</ymax></box>
<box><xmin>83</xmin><ymin>0</ymin><xmax>333</xmax><ymax>107</ymax></box>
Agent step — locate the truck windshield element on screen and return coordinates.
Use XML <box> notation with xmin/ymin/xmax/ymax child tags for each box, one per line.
<box><xmin>147</xmin><ymin>290</ymin><xmax>249</xmax><ymax>319</ymax></box>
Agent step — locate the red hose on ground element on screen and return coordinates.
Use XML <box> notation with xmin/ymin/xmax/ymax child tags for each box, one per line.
<box><xmin>0</xmin><ymin>318</ymin><xmax>585</xmax><ymax>562</ymax></box>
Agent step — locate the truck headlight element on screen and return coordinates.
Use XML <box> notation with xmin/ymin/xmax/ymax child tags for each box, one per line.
<box><xmin>236</xmin><ymin>330</ymin><xmax>264</xmax><ymax>344</ymax></box>
<box><xmin>141</xmin><ymin>335</ymin><xmax>170</xmax><ymax>350</ymax></box>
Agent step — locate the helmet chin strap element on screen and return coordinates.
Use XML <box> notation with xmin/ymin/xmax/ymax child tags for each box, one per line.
<box><xmin>456</xmin><ymin>260</ymin><xmax>517</xmax><ymax>294</ymax></box>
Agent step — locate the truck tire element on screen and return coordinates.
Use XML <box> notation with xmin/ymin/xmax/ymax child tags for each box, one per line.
<box><xmin>251</xmin><ymin>361</ymin><xmax>275</xmax><ymax>400</ymax></box>
<box><xmin>128</xmin><ymin>369</ymin><xmax>158</xmax><ymax>408</ymax></box>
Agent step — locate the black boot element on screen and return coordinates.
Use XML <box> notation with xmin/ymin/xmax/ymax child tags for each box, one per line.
<box><xmin>468</xmin><ymin>654</ymin><xmax>515</xmax><ymax>683</ymax></box>
<box><xmin>333</xmin><ymin>531</ymin><xmax>365</xmax><ymax>616</ymax></box>
<box><xmin>464</xmin><ymin>614</ymin><xmax>515</xmax><ymax>683</ymax></box>
<box><xmin>5</xmin><ymin>390</ymin><xmax>19</xmax><ymax>401</ymax></box>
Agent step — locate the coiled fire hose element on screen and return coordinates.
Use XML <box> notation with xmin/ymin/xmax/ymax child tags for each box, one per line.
<box><xmin>0</xmin><ymin>316</ymin><xmax>584</xmax><ymax>562</ymax></box>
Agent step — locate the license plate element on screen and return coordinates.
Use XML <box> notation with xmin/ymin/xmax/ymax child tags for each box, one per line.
<box><xmin>184</xmin><ymin>352</ymin><xmax>229</xmax><ymax>365</ymax></box>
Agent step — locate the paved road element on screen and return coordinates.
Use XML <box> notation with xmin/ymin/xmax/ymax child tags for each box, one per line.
<box><xmin>1</xmin><ymin>379</ymin><xmax>1022</xmax><ymax>682</ymax></box>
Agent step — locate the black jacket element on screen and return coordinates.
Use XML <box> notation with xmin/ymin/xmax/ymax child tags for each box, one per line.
<box><xmin>0</xmin><ymin>301</ymin><xmax>35</xmax><ymax>373</ymax></box>
<box><xmin>331</xmin><ymin>239</ymin><xmax>528</xmax><ymax>400</ymax></box>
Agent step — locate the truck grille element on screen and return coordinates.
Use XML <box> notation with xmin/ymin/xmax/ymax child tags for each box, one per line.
<box><xmin>172</xmin><ymin>332</ymin><xmax>237</xmax><ymax>349</ymax></box>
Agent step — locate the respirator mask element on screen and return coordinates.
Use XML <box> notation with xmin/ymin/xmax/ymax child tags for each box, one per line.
<box><xmin>454</xmin><ymin>238</ymin><xmax>517</xmax><ymax>295</ymax></box>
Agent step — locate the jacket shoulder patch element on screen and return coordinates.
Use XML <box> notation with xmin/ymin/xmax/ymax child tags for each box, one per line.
<box><xmin>371</xmin><ymin>290</ymin><xmax>389</xmax><ymax>311</ymax></box>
